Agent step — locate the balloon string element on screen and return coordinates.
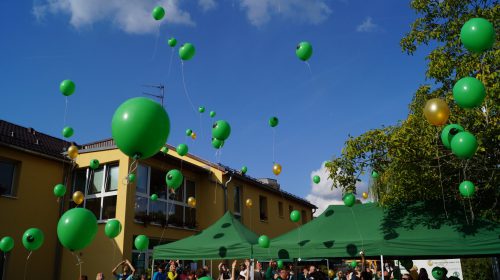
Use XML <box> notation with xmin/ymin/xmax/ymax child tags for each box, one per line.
<box><xmin>151</xmin><ymin>22</ymin><xmax>161</xmax><ymax>60</ymax></box>
<box><xmin>71</xmin><ymin>251</ymin><xmax>83</xmax><ymax>278</ymax></box>
<box><xmin>304</xmin><ymin>61</ymin><xmax>313</xmax><ymax>79</ymax></box>
<box><xmin>63</xmin><ymin>96</ymin><xmax>69</xmax><ymax>127</ymax></box>
<box><xmin>23</xmin><ymin>251</ymin><xmax>33</xmax><ymax>280</ymax></box>
<box><xmin>479</xmin><ymin>53</ymin><xmax>489</xmax><ymax>124</ymax></box>
<box><xmin>272</xmin><ymin>128</ymin><xmax>276</xmax><ymax>164</ymax></box>
<box><xmin>468</xmin><ymin>198</ymin><xmax>475</xmax><ymax>223</ymax></box>
<box><xmin>166</xmin><ymin>48</ymin><xmax>175</xmax><ymax>83</ymax></box>
<box><xmin>181</xmin><ymin>61</ymin><xmax>198</xmax><ymax>115</ymax></box>
<box><xmin>435</xmin><ymin>131</ymin><xmax>448</xmax><ymax>219</ymax></box>
<box><xmin>350</xmin><ymin>207</ymin><xmax>364</xmax><ymax>251</ymax></box>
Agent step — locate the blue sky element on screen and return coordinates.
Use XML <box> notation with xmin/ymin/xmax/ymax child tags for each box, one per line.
<box><xmin>0</xmin><ymin>0</ymin><xmax>433</xmax><ymax>213</ymax></box>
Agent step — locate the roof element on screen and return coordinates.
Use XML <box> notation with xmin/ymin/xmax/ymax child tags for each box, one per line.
<box><xmin>0</xmin><ymin>120</ymin><xmax>73</xmax><ymax>161</ymax></box>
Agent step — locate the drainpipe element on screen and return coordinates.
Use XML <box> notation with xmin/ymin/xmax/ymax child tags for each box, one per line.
<box><xmin>223</xmin><ymin>171</ymin><xmax>233</xmax><ymax>213</ymax></box>
<box><xmin>54</xmin><ymin>162</ymin><xmax>72</xmax><ymax>280</ymax></box>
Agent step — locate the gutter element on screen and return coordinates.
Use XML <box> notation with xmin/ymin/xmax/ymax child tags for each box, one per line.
<box><xmin>0</xmin><ymin>143</ymin><xmax>70</xmax><ymax>163</ymax></box>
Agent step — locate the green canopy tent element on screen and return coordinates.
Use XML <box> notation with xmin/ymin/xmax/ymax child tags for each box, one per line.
<box><xmin>153</xmin><ymin>211</ymin><xmax>259</xmax><ymax>260</ymax></box>
<box><xmin>253</xmin><ymin>202</ymin><xmax>500</xmax><ymax>259</ymax></box>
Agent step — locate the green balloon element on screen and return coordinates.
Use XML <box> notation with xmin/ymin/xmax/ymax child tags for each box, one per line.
<box><xmin>104</xmin><ymin>219</ymin><xmax>122</xmax><ymax>239</ymax></box>
<box><xmin>53</xmin><ymin>184</ymin><xmax>66</xmax><ymax>197</ymax></box>
<box><xmin>313</xmin><ymin>175</ymin><xmax>320</xmax><ymax>184</ymax></box>
<box><xmin>111</xmin><ymin>97</ymin><xmax>170</xmax><ymax>159</ymax></box>
<box><xmin>290</xmin><ymin>210</ymin><xmax>301</xmax><ymax>222</ymax></box>
<box><xmin>0</xmin><ymin>236</ymin><xmax>14</xmax><ymax>253</ymax></box>
<box><xmin>350</xmin><ymin>260</ymin><xmax>357</xmax><ymax>268</ymax></box>
<box><xmin>258</xmin><ymin>235</ymin><xmax>270</xmax><ymax>248</ymax></box>
<box><xmin>22</xmin><ymin>228</ymin><xmax>44</xmax><ymax>251</ymax></box>
<box><xmin>296</xmin><ymin>42</ymin><xmax>313</xmax><ymax>61</ymax></box>
<box><xmin>451</xmin><ymin>131</ymin><xmax>478</xmax><ymax>159</ymax></box>
<box><xmin>199</xmin><ymin>106</ymin><xmax>206</xmax><ymax>113</ymax></box>
<box><xmin>459</xmin><ymin>181</ymin><xmax>475</xmax><ymax>198</ymax></box>
<box><xmin>151</xmin><ymin>194</ymin><xmax>158</xmax><ymax>201</ymax></box>
<box><xmin>210</xmin><ymin>111</ymin><xmax>216</xmax><ymax>118</ymax></box>
<box><xmin>179</xmin><ymin>43</ymin><xmax>196</xmax><ymax>61</ymax></box>
<box><xmin>57</xmin><ymin>208</ymin><xmax>97</xmax><ymax>251</ymax></box>
<box><xmin>176</xmin><ymin>143</ymin><xmax>189</xmax><ymax>156</ymax></box>
<box><xmin>89</xmin><ymin>159</ymin><xmax>100</xmax><ymax>170</ymax></box>
<box><xmin>128</xmin><ymin>173</ymin><xmax>136</xmax><ymax>183</ymax></box>
<box><xmin>62</xmin><ymin>126</ymin><xmax>74</xmax><ymax>138</ymax></box>
<box><xmin>212</xmin><ymin>120</ymin><xmax>231</xmax><ymax>141</ymax></box>
<box><xmin>160</xmin><ymin>147</ymin><xmax>168</xmax><ymax>154</ymax></box>
<box><xmin>431</xmin><ymin>267</ymin><xmax>444</xmax><ymax>280</ymax></box>
<box><xmin>269</xmin><ymin>117</ymin><xmax>279</xmax><ymax>127</ymax></box>
<box><xmin>460</xmin><ymin>18</ymin><xmax>495</xmax><ymax>53</ymax></box>
<box><xmin>60</xmin><ymin>80</ymin><xmax>75</xmax><ymax>96</ymax></box>
<box><xmin>199</xmin><ymin>277</ymin><xmax>214</xmax><ymax>280</ymax></box>
<box><xmin>277</xmin><ymin>260</ymin><xmax>284</xmax><ymax>269</ymax></box>
<box><xmin>453</xmin><ymin>77</ymin><xmax>486</xmax><ymax>109</ymax></box>
<box><xmin>152</xmin><ymin>6</ymin><xmax>165</xmax><ymax>20</ymax></box>
<box><xmin>168</xmin><ymin>37</ymin><xmax>177</xmax><ymax>47</ymax></box>
<box><xmin>212</xmin><ymin>138</ymin><xmax>224</xmax><ymax>149</ymax></box>
<box><xmin>440</xmin><ymin>124</ymin><xmax>465</xmax><ymax>149</ymax></box>
<box><xmin>134</xmin><ymin>235</ymin><xmax>149</xmax><ymax>251</ymax></box>
<box><xmin>371</xmin><ymin>170</ymin><xmax>379</xmax><ymax>179</ymax></box>
<box><xmin>241</xmin><ymin>166</ymin><xmax>248</xmax><ymax>174</ymax></box>
<box><xmin>343</xmin><ymin>193</ymin><xmax>355</xmax><ymax>207</ymax></box>
<box><xmin>186</xmin><ymin>129</ymin><xmax>193</xmax><ymax>136</ymax></box>
<box><xmin>166</xmin><ymin>169</ymin><xmax>183</xmax><ymax>190</ymax></box>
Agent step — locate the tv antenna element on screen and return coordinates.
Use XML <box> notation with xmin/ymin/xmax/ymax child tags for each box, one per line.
<box><xmin>142</xmin><ymin>84</ymin><xmax>165</xmax><ymax>106</ymax></box>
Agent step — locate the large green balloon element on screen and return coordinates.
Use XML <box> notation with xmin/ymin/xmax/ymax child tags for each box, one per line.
<box><xmin>459</xmin><ymin>181</ymin><xmax>475</xmax><ymax>198</ymax></box>
<box><xmin>212</xmin><ymin>138</ymin><xmax>224</xmax><ymax>149</ymax></box>
<box><xmin>343</xmin><ymin>193</ymin><xmax>355</xmax><ymax>207</ymax></box>
<box><xmin>460</xmin><ymin>18</ymin><xmax>495</xmax><ymax>53</ymax></box>
<box><xmin>176</xmin><ymin>143</ymin><xmax>189</xmax><ymax>156</ymax></box>
<box><xmin>0</xmin><ymin>236</ymin><xmax>14</xmax><ymax>253</ymax></box>
<box><xmin>179</xmin><ymin>43</ymin><xmax>196</xmax><ymax>61</ymax></box>
<box><xmin>152</xmin><ymin>6</ymin><xmax>165</xmax><ymax>20</ymax></box>
<box><xmin>22</xmin><ymin>228</ymin><xmax>44</xmax><ymax>251</ymax></box>
<box><xmin>166</xmin><ymin>169</ymin><xmax>183</xmax><ymax>190</ymax></box>
<box><xmin>53</xmin><ymin>183</ymin><xmax>66</xmax><ymax>197</ymax></box>
<box><xmin>60</xmin><ymin>80</ymin><xmax>75</xmax><ymax>96</ymax></box>
<box><xmin>290</xmin><ymin>210</ymin><xmax>301</xmax><ymax>222</ymax></box>
<box><xmin>440</xmin><ymin>124</ymin><xmax>465</xmax><ymax>149</ymax></box>
<box><xmin>62</xmin><ymin>126</ymin><xmax>74</xmax><ymax>138</ymax></box>
<box><xmin>269</xmin><ymin>117</ymin><xmax>279</xmax><ymax>128</ymax></box>
<box><xmin>212</xmin><ymin>120</ymin><xmax>231</xmax><ymax>141</ymax></box>
<box><xmin>186</xmin><ymin>129</ymin><xmax>193</xmax><ymax>136</ymax></box>
<box><xmin>134</xmin><ymin>235</ymin><xmax>149</xmax><ymax>251</ymax></box>
<box><xmin>258</xmin><ymin>235</ymin><xmax>270</xmax><ymax>248</ymax></box>
<box><xmin>296</xmin><ymin>42</ymin><xmax>313</xmax><ymax>61</ymax></box>
<box><xmin>57</xmin><ymin>208</ymin><xmax>98</xmax><ymax>251</ymax></box>
<box><xmin>111</xmin><ymin>97</ymin><xmax>170</xmax><ymax>159</ymax></box>
<box><xmin>168</xmin><ymin>37</ymin><xmax>177</xmax><ymax>47</ymax></box>
<box><xmin>241</xmin><ymin>166</ymin><xmax>248</xmax><ymax>174</ymax></box>
<box><xmin>431</xmin><ymin>267</ymin><xmax>444</xmax><ymax>280</ymax></box>
<box><xmin>451</xmin><ymin>131</ymin><xmax>478</xmax><ymax>159</ymax></box>
<box><xmin>89</xmin><ymin>159</ymin><xmax>100</xmax><ymax>170</ymax></box>
<box><xmin>104</xmin><ymin>219</ymin><xmax>122</xmax><ymax>239</ymax></box>
<box><xmin>453</xmin><ymin>77</ymin><xmax>486</xmax><ymax>109</ymax></box>
<box><xmin>313</xmin><ymin>175</ymin><xmax>320</xmax><ymax>184</ymax></box>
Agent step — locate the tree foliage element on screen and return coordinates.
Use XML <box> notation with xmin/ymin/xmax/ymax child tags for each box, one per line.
<box><xmin>325</xmin><ymin>0</ymin><xmax>499</xmax><ymax>220</ymax></box>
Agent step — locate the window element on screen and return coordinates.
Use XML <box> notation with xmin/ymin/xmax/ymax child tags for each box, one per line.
<box><xmin>234</xmin><ymin>186</ymin><xmax>241</xmax><ymax>219</ymax></box>
<box><xmin>278</xmin><ymin>201</ymin><xmax>284</xmax><ymax>218</ymax></box>
<box><xmin>259</xmin><ymin>196</ymin><xmax>268</xmax><ymax>221</ymax></box>
<box><xmin>131</xmin><ymin>238</ymin><xmax>173</xmax><ymax>277</ymax></box>
<box><xmin>134</xmin><ymin>164</ymin><xmax>196</xmax><ymax>228</ymax></box>
<box><xmin>301</xmin><ymin>210</ymin><xmax>307</xmax><ymax>224</ymax></box>
<box><xmin>0</xmin><ymin>159</ymin><xmax>18</xmax><ymax>196</ymax></box>
<box><xmin>289</xmin><ymin>205</ymin><xmax>294</xmax><ymax>216</ymax></box>
<box><xmin>72</xmin><ymin>163</ymin><xmax>118</xmax><ymax>221</ymax></box>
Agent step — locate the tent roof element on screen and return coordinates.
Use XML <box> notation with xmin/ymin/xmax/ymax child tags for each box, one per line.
<box><xmin>254</xmin><ymin>202</ymin><xmax>500</xmax><ymax>259</ymax></box>
<box><xmin>153</xmin><ymin>211</ymin><xmax>259</xmax><ymax>260</ymax></box>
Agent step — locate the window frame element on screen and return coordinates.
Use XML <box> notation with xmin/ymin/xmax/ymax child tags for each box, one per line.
<box><xmin>233</xmin><ymin>185</ymin><xmax>242</xmax><ymax>219</ymax></box>
<box><xmin>259</xmin><ymin>195</ymin><xmax>268</xmax><ymax>222</ymax></box>
<box><xmin>278</xmin><ymin>201</ymin><xmax>284</xmax><ymax>218</ymax></box>
<box><xmin>0</xmin><ymin>157</ymin><xmax>20</xmax><ymax>198</ymax></box>
<box><xmin>301</xmin><ymin>209</ymin><xmax>307</xmax><ymax>224</ymax></box>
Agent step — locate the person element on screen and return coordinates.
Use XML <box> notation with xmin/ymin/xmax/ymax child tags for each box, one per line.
<box><xmin>169</xmin><ymin>263</ymin><xmax>179</xmax><ymax>280</ymax></box>
<box><xmin>254</xmin><ymin>261</ymin><xmax>264</xmax><ymax>280</ymax></box>
<box><xmin>153</xmin><ymin>266</ymin><xmax>167</xmax><ymax>280</ymax></box>
<box><xmin>219</xmin><ymin>262</ymin><xmax>231</xmax><ymax>280</ymax></box>
<box><xmin>360</xmin><ymin>267</ymin><xmax>372</xmax><ymax>280</ymax></box>
<box><xmin>308</xmin><ymin>265</ymin><xmax>325</xmax><ymax>280</ymax></box>
<box><xmin>96</xmin><ymin>273</ymin><xmax>105</xmax><ymax>280</ymax></box>
<box><xmin>418</xmin><ymin>268</ymin><xmax>429</xmax><ymax>280</ymax></box>
<box><xmin>333</xmin><ymin>271</ymin><xmax>346</xmax><ymax>280</ymax></box>
<box><xmin>80</xmin><ymin>276</ymin><xmax>88</xmax><ymax>280</ymax></box>
<box><xmin>266</xmin><ymin>261</ymin><xmax>278</xmax><ymax>280</ymax></box>
<box><xmin>288</xmin><ymin>265</ymin><xmax>295</xmax><ymax>280</ymax></box>
<box><xmin>374</xmin><ymin>270</ymin><xmax>382</xmax><ymax>280</ymax></box>
<box><xmin>276</xmin><ymin>269</ymin><xmax>289</xmax><ymax>280</ymax></box>
<box><xmin>139</xmin><ymin>274</ymin><xmax>148</xmax><ymax>280</ymax></box>
<box><xmin>299</xmin><ymin>267</ymin><xmax>309</xmax><ymax>280</ymax></box>
<box><xmin>402</xmin><ymin>274</ymin><xmax>413</xmax><ymax>280</ymax></box>
<box><xmin>112</xmin><ymin>259</ymin><xmax>135</xmax><ymax>280</ymax></box>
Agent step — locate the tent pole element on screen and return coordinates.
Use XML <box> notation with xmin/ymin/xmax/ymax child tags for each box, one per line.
<box><xmin>326</xmin><ymin>259</ymin><xmax>329</xmax><ymax>274</ymax></box>
<box><xmin>151</xmin><ymin>257</ymin><xmax>155</xmax><ymax>277</ymax></box>
<box><xmin>250</xmin><ymin>259</ymin><xmax>255</xmax><ymax>280</ymax></box>
<box><xmin>380</xmin><ymin>255</ymin><xmax>384</xmax><ymax>280</ymax></box>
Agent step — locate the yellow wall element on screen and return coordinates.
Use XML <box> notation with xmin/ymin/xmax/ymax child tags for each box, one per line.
<box><xmin>0</xmin><ymin>146</ymin><xmax>63</xmax><ymax>280</ymax></box>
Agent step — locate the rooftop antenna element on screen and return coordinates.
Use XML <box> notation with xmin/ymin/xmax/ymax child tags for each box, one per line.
<box><xmin>142</xmin><ymin>84</ymin><xmax>165</xmax><ymax>106</ymax></box>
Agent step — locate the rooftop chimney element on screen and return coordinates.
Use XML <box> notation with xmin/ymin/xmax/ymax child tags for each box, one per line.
<box><xmin>258</xmin><ymin>178</ymin><xmax>280</xmax><ymax>190</ymax></box>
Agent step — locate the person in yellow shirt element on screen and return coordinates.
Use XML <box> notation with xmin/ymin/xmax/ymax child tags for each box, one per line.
<box><xmin>169</xmin><ymin>263</ymin><xmax>178</xmax><ymax>280</ymax></box>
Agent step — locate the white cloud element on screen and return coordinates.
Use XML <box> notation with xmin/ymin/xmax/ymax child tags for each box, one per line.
<box><xmin>199</xmin><ymin>0</ymin><xmax>217</xmax><ymax>12</ymax></box>
<box><xmin>239</xmin><ymin>0</ymin><xmax>332</xmax><ymax>27</ymax></box>
<box><xmin>306</xmin><ymin>162</ymin><xmax>369</xmax><ymax>216</ymax></box>
<box><xmin>33</xmin><ymin>0</ymin><xmax>194</xmax><ymax>34</ymax></box>
<box><xmin>356</xmin><ymin>16</ymin><xmax>378</xmax><ymax>32</ymax></box>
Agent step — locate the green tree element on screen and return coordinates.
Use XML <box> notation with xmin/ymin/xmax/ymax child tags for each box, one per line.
<box><xmin>326</xmin><ymin>0</ymin><xmax>499</xmax><ymax>220</ymax></box>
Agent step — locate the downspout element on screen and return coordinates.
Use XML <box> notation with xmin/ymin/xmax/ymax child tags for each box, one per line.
<box><xmin>54</xmin><ymin>160</ymin><xmax>72</xmax><ymax>280</ymax></box>
<box><xmin>223</xmin><ymin>172</ymin><xmax>233</xmax><ymax>213</ymax></box>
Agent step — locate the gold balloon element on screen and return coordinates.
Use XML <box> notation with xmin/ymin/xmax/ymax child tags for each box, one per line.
<box><xmin>328</xmin><ymin>270</ymin><xmax>334</xmax><ymax>278</ymax></box>
<box><xmin>187</xmin><ymin>196</ymin><xmax>196</xmax><ymax>208</ymax></box>
<box><xmin>362</xmin><ymin>192</ymin><xmax>368</xmax><ymax>199</ymax></box>
<box><xmin>272</xmin><ymin>163</ymin><xmax>282</xmax><ymax>176</ymax></box>
<box><xmin>67</xmin><ymin>145</ymin><xmax>79</xmax><ymax>159</ymax></box>
<box><xmin>191</xmin><ymin>132</ymin><xmax>197</xmax><ymax>140</ymax></box>
<box><xmin>245</xmin><ymin>198</ymin><xmax>253</xmax><ymax>208</ymax></box>
<box><xmin>72</xmin><ymin>191</ymin><xmax>84</xmax><ymax>205</ymax></box>
<box><xmin>423</xmin><ymin>98</ymin><xmax>450</xmax><ymax>126</ymax></box>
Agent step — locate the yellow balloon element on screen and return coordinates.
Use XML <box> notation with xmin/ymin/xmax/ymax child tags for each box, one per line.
<box><xmin>67</xmin><ymin>145</ymin><xmax>79</xmax><ymax>159</ymax></box>
<box><xmin>272</xmin><ymin>163</ymin><xmax>282</xmax><ymax>176</ymax></box>
<box><xmin>328</xmin><ymin>270</ymin><xmax>335</xmax><ymax>278</ymax></box>
<box><xmin>191</xmin><ymin>132</ymin><xmax>197</xmax><ymax>140</ymax></box>
<box><xmin>72</xmin><ymin>191</ymin><xmax>84</xmax><ymax>205</ymax></box>
<box><xmin>362</xmin><ymin>192</ymin><xmax>368</xmax><ymax>199</ymax></box>
<box><xmin>423</xmin><ymin>98</ymin><xmax>450</xmax><ymax>126</ymax></box>
<box><xmin>187</xmin><ymin>196</ymin><xmax>196</xmax><ymax>208</ymax></box>
<box><xmin>245</xmin><ymin>198</ymin><xmax>253</xmax><ymax>208</ymax></box>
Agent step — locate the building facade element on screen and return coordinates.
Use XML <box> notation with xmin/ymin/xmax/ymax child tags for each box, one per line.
<box><xmin>0</xmin><ymin>120</ymin><xmax>316</xmax><ymax>280</ymax></box>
